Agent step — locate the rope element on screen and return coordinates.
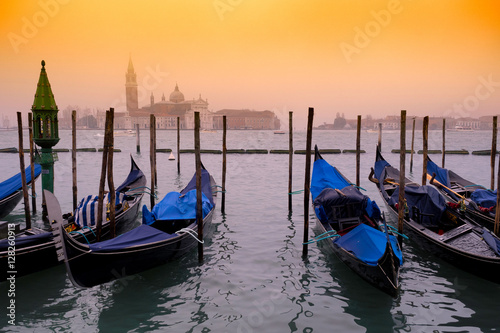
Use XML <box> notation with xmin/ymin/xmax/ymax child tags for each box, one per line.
<box><xmin>177</xmin><ymin>228</ymin><xmax>204</xmax><ymax>244</ymax></box>
<box><xmin>288</xmin><ymin>189</ymin><xmax>304</xmax><ymax>195</ymax></box>
<box><xmin>349</xmin><ymin>183</ymin><xmax>366</xmax><ymax>191</ymax></box>
<box><xmin>81</xmin><ymin>226</ymin><xmax>96</xmax><ymax>237</ymax></box>
<box><xmin>69</xmin><ymin>230</ymin><xmax>91</xmax><ymax>244</ymax></box>
<box><xmin>384</xmin><ymin>225</ymin><xmax>409</xmax><ymax>240</ymax></box>
<box><xmin>26</xmin><ymin>185</ymin><xmax>37</xmax><ymax>198</ymax></box>
<box><xmin>303</xmin><ymin>230</ymin><xmax>340</xmax><ymax>244</ymax></box>
<box><xmin>125</xmin><ymin>186</ymin><xmax>158</xmax><ymax>199</ymax></box>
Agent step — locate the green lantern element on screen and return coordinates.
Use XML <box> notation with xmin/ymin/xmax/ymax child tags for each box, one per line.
<box><xmin>31</xmin><ymin>60</ymin><xmax>59</xmax><ymax>194</ymax></box>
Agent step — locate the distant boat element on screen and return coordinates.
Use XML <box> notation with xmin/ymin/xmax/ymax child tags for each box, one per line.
<box><xmin>274</xmin><ymin>130</ymin><xmax>285</xmax><ymax>134</ymax></box>
<box><xmin>201</xmin><ymin>129</ymin><xmax>217</xmax><ymax>133</ymax></box>
<box><xmin>168</xmin><ymin>152</ymin><xmax>175</xmax><ymax>160</ymax></box>
<box><xmin>114</xmin><ymin>129</ymin><xmax>136</xmax><ymax>136</ymax></box>
<box><xmin>447</xmin><ymin>126</ymin><xmax>474</xmax><ymax>132</ymax></box>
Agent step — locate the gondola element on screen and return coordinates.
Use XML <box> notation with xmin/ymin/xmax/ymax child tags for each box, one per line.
<box><xmin>51</xmin><ymin>166</ymin><xmax>216</xmax><ymax>288</ymax></box>
<box><xmin>369</xmin><ymin>147</ymin><xmax>500</xmax><ymax>283</ymax></box>
<box><xmin>310</xmin><ymin>146</ymin><xmax>402</xmax><ymax>297</ymax></box>
<box><xmin>0</xmin><ymin>164</ymin><xmax>42</xmax><ymax>219</ymax></box>
<box><xmin>426</xmin><ymin>156</ymin><xmax>496</xmax><ymax>230</ymax></box>
<box><xmin>0</xmin><ymin>155</ymin><xmax>146</xmax><ymax>281</ymax></box>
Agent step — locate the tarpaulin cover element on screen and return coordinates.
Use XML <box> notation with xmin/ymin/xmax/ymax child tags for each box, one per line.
<box><xmin>311</xmin><ymin>159</ymin><xmax>350</xmax><ymax>201</ymax></box>
<box><xmin>471</xmin><ymin>189</ymin><xmax>497</xmax><ymax>209</ymax></box>
<box><xmin>388</xmin><ymin>185</ymin><xmax>446</xmax><ymax>227</ymax></box>
<box><xmin>142</xmin><ymin>189</ymin><xmax>213</xmax><ymax>225</ymax></box>
<box><xmin>0</xmin><ymin>231</ymin><xmax>52</xmax><ymax>251</ymax></box>
<box><xmin>115</xmin><ymin>169</ymin><xmax>145</xmax><ymax>193</ymax></box>
<box><xmin>334</xmin><ymin>223</ymin><xmax>403</xmax><ymax>266</ymax></box>
<box><xmin>426</xmin><ymin>157</ymin><xmax>450</xmax><ymax>187</ymax></box>
<box><xmin>88</xmin><ymin>224</ymin><xmax>177</xmax><ymax>252</ymax></box>
<box><xmin>0</xmin><ymin>164</ymin><xmax>41</xmax><ymax>201</ymax></box>
<box><xmin>313</xmin><ymin>186</ymin><xmax>381</xmax><ymax>223</ymax></box>
<box><xmin>74</xmin><ymin>192</ymin><xmax>126</xmax><ymax>227</ymax></box>
<box><xmin>180</xmin><ymin>169</ymin><xmax>214</xmax><ymax>207</ymax></box>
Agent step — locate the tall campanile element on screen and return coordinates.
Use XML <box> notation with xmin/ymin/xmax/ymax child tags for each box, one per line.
<box><xmin>125</xmin><ymin>56</ymin><xmax>138</xmax><ymax>112</ymax></box>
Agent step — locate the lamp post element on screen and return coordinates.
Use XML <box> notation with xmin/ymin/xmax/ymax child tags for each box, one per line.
<box><xmin>31</xmin><ymin>60</ymin><xmax>60</xmax><ymax>218</ymax></box>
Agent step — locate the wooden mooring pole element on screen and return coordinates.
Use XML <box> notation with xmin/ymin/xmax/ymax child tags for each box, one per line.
<box><xmin>410</xmin><ymin>117</ymin><xmax>415</xmax><ymax>173</ymax></box>
<box><xmin>378</xmin><ymin>123</ymin><xmax>382</xmax><ymax>151</ymax></box>
<box><xmin>177</xmin><ymin>116</ymin><xmax>181</xmax><ymax>174</ymax></box>
<box><xmin>356</xmin><ymin>115</ymin><xmax>361</xmax><ymax>187</ymax></box>
<box><xmin>107</xmin><ymin>108</ymin><xmax>116</xmax><ymax>238</ymax></box>
<box><xmin>72</xmin><ymin>110</ymin><xmax>77</xmax><ymax>212</ymax></box>
<box><xmin>422</xmin><ymin>116</ymin><xmax>429</xmax><ymax>185</ymax></box>
<box><xmin>288</xmin><ymin>111</ymin><xmax>293</xmax><ymax>211</ymax></box>
<box><xmin>17</xmin><ymin>112</ymin><xmax>31</xmax><ymax>229</ymax></box>
<box><xmin>397</xmin><ymin>110</ymin><xmax>406</xmax><ymax>245</ymax></box>
<box><xmin>442</xmin><ymin>118</ymin><xmax>446</xmax><ymax>168</ymax></box>
<box><xmin>221</xmin><ymin>115</ymin><xmax>227</xmax><ymax>214</ymax></box>
<box><xmin>28</xmin><ymin>113</ymin><xmax>36</xmax><ymax>214</ymax></box>
<box><xmin>491</xmin><ymin>116</ymin><xmax>497</xmax><ymax>190</ymax></box>
<box><xmin>302</xmin><ymin>107</ymin><xmax>314</xmax><ymax>258</ymax></box>
<box><xmin>136</xmin><ymin>123</ymin><xmax>140</xmax><ymax>153</ymax></box>
<box><xmin>495</xmin><ymin>155</ymin><xmax>500</xmax><ymax>236</ymax></box>
<box><xmin>96</xmin><ymin>110</ymin><xmax>112</xmax><ymax>241</ymax></box>
<box><xmin>194</xmin><ymin>112</ymin><xmax>203</xmax><ymax>262</ymax></box>
<box><xmin>150</xmin><ymin>114</ymin><xmax>156</xmax><ymax>209</ymax></box>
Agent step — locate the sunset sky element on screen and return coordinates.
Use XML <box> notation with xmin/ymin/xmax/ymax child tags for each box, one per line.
<box><xmin>1</xmin><ymin>0</ymin><xmax>499</xmax><ymax>128</ymax></box>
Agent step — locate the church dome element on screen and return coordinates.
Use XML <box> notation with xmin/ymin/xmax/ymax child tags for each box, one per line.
<box><xmin>169</xmin><ymin>84</ymin><xmax>185</xmax><ymax>103</ymax></box>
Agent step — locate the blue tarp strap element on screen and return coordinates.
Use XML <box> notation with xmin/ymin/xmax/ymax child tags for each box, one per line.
<box><xmin>177</xmin><ymin>228</ymin><xmax>204</xmax><ymax>244</ymax></box>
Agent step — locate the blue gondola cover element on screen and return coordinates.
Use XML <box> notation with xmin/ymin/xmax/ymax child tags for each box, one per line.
<box><xmin>0</xmin><ymin>164</ymin><xmax>42</xmax><ymax>201</ymax></box>
<box><xmin>88</xmin><ymin>225</ymin><xmax>177</xmax><ymax>252</ymax></box>
<box><xmin>334</xmin><ymin>224</ymin><xmax>403</xmax><ymax>266</ymax></box>
<box><xmin>142</xmin><ymin>189</ymin><xmax>213</xmax><ymax>225</ymax></box>
<box><xmin>388</xmin><ymin>185</ymin><xmax>446</xmax><ymax>227</ymax></box>
<box><xmin>0</xmin><ymin>231</ymin><xmax>52</xmax><ymax>250</ymax></box>
<box><xmin>471</xmin><ymin>189</ymin><xmax>497</xmax><ymax>209</ymax></box>
<box><xmin>311</xmin><ymin>159</ymin><xmax>351</xmax><ymax>201</ymax></box>
<box><xmin>426</xmin><ymin>158</ymin><xmax>450</xmax><ymax>187</ymax></box>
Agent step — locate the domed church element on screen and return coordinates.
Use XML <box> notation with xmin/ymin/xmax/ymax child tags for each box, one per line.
<box><xmin>123</xmin><ymin>57</ymin><xmax>213</xmax><ymax>130</ymax></box>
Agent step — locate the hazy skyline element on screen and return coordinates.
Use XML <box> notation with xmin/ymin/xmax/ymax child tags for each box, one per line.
<box><xmin>1</xmin><ymin>0</ymin><xmax>500</xmax><ymax>129</ymax></box>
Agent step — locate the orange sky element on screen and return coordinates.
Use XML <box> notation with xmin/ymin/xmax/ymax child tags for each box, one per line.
<box><xmin>1</xmin><ymin>0</ymin><xmax>499</xmax><ymax>128</ymax></box>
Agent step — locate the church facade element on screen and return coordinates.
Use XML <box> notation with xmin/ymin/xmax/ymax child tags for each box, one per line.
<box><xmin>99</xmin><ymin>57</ymin><xmax>280</xmax><ymax>130</ymax></box>
<box><xmin>112</xmin><ymin>57</ymin><xmax>214</xmax><ymax>130</ymax></box>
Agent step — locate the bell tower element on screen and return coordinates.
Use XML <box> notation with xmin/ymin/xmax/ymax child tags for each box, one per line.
<box><xmin>125</xmin><ymin>56</ymin><xmax>138</xmax><ymax>112</ymax></box>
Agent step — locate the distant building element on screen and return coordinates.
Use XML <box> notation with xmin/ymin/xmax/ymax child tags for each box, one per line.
<box><xmin>94</xmin><ymin>57</ymin><xmax>280</xmax><ymax>130</ymax></box>
<box><xmin>213</xmin><ymin>109</ymin><xmax>280</xmax><ymax>130</ymax></box>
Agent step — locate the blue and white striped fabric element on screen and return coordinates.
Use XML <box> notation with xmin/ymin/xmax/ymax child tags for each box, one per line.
<box><xmin>74</xmin><ymin>192</ymin><xmax>125</xmax><ymax>227</ymax></box>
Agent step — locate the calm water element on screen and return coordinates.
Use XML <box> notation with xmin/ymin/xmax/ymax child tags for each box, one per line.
<box><xmin>1</xmin><ymin>128</ymin><xmax>499</xmax><ymax>332</ymax></box>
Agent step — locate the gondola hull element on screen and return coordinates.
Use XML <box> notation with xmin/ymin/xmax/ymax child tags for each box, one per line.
<box><xmin>0</xmin><ymin>157</ymin><xmax>146</xmax><ymax>281</ymax></box>
<box><xmin>0</xmin><ymin>191</ymin><xmax>24</xmax><ymax>219</ymax></box>
<box><xmin>61</xmin><ymin>209</ymin><xmax>214</xmax><ymax>288</ymax></box>
<box><xmin>372</xmin><ymin>148</ymin><xmax>500</xmax><ymax>283</ymax></box>
<box><xmin>384</xmin><ymin>206</ymin><xmax>500</xmax><ymax>283</ymax></box>
<box><xmin>0</xmin><ymin>191</ymin><xmax>144</xmax><ymax>281</ymax></box>
<box><xmin>311</xmin><ymin>145</ymin><xmax>401</xmax><ymax>297</ymax></box>
<box><xmin>314</xmin><ymin>220</ymin><xmax>399</xmax><ymax>297</ymax></box>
